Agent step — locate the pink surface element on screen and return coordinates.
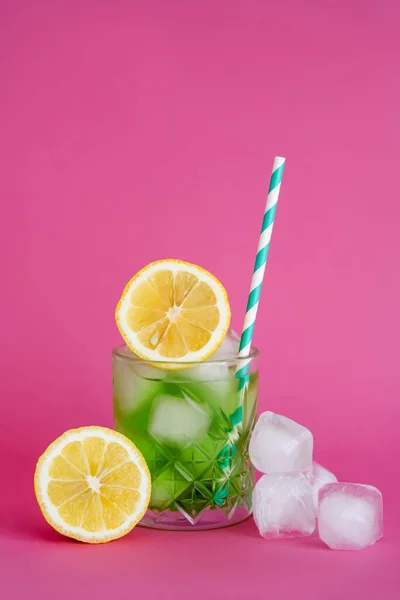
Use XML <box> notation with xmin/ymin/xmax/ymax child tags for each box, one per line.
<box><xmin>1</xmin><ymin>0</ymin><xmax>400</xmax><ymax>597</ymax></box>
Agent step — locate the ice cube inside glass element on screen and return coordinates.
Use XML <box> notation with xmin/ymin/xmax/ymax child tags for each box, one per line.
<box><xmin>112</xmin><ymin>332</ymin><xmax>259</xmax><ymax>530</ymax></box>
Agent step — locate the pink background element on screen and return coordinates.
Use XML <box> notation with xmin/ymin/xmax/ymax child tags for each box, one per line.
<box><xmin>1</xmin><ymin>0</ymin><xmax>399</xmax><ymax>597</ymax></box>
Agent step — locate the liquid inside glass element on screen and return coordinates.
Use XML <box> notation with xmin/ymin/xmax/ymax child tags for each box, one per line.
<box><xmin>112</xmin><ymin>344</ymin><xmax>259</xmax><ymax>530</ymax></box>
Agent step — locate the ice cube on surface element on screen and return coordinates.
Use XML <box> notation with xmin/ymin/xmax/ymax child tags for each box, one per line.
<box><xmin>318</xmin><ymin>483</ymin><xmax>383</xmax><ymax>550</ymax></box>
<box><xmin>253</xmin><ymin>473</ymin><xmax>315</xmax><ymax>538</ymax></box>
<box><xmin>149</xmin><ymin>394</ymin><xmax>211</xmax><ymax>448</ymax></box>
<box><xmin>249</xmin><ymin>411</ymin><xmax>313</xmax><ymax>474</ymax></box>
<box><xmin>310</xmin><ymin>462</ymin><xmax>338</xmax><ymax>512</ymax></box>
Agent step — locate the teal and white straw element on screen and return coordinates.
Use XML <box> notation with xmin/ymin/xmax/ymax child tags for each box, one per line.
<box><xmin>229</xmin><ymin>157</ymin><xmax>286</xmax><ymax>437</ymax></box>
<box><xmin>237</xmin><ymin>156</ymin><xmax>285</xmax><ymax>371</ymax></box>
<box><xmin>214</xmin><ymin>157</ymin><xmax>285</xmax><ymax>501</ymax></box>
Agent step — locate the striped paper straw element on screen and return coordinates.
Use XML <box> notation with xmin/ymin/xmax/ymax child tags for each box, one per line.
<box><xmin>229</xmin><ymin>157</ymin><xmax>286</xmax><ymax>435</ymax></box>
<box><xmin>237</xmin><ymin>157</ymin><xmax>285</xmax><ymax>366</ymax></box>
<box><xmin>214</xmin><ymin>157</ymin><xmax>285</xmax><ymax>498</ymax></box>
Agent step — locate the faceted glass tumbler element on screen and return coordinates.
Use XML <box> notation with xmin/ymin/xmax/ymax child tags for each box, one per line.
<box><xmin>112</xmin><ymin>344</ymin><xmax>259</xmax><ymax>530</ymax></box>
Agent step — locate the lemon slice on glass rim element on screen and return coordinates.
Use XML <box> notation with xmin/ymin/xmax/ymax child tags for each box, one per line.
<box><xmin>34</xmin><ymin>427</ymin><xmax>151</xmax><ymax>543</ymax></box>
<box><xmin>115</xmin><ymin>259</ymin><xmax>231</xmax><ymax>363</ymax></box>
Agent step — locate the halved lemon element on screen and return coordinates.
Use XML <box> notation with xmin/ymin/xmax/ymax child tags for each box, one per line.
<box><xmin>115</xmin><ymin>259</ymin><xmax>231</xmax><ymax>362</ymax></box>
<box><xmin>34</xmin><ymin>427</ymin><xmax>151</xmax><ymax>543</ymax></box>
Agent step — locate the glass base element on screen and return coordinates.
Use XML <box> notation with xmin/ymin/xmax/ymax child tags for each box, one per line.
<box><xmin>139</xmin><ymin>505</ymin><xmax>252</xmax><ymax>531</ymax></box>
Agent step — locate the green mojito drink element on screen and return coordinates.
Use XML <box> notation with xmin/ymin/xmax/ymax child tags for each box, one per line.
<box><xmin>112</xmin><ymin>332</ymin><xmax>259</xmax><ymax>530</ymax></box>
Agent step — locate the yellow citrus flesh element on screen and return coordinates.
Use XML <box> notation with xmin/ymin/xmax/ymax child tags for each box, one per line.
<box><xmin>34</xmin><ymin>427</ymin><xmax>151</xmax><ymax>543</ymax></box>
<box><xmin>115</xmin><ymin>259</ymin><xmax>231</xmax><ymax>362</ymax></box>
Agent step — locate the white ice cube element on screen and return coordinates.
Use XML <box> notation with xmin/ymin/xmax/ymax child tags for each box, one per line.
<box><xmin>119</xmin><ymin>345</ymin><xmax>167</xmax><ymax>380</ymax></box>
<box><xmin>211</xmin><ymin>328</ymin><xmax>240</xmax><ymax>360</ymax></box>
<box><xmin>129</xmin><ymin>362</ymin><xmax>167</xmax><ymax>380</ymax></box>
<box><xmin>318</xmin><ymin>483</ymin><xmax>383</xmax><ymax>550</ymax></box>
<box><xmin>112</xmin><ymin>354</ymin><xmax>164</xmax><ymax>413</ymax></box>
<box><xmin>149</xmin><ymin>394</ymin><xmax>211</xmax><ymax>448</ymax></box>
<box><xmin>183</xmin><ymin>363</ymin><xmax>230</xmax><ymax>382</ymax></box>
<box><xmin>311</xmin><ymin>462</ymin><xmax>338</xmax><ymax>512</ymax></box>
<box><xmin>249</xmin><ymin>411</ymin><xmax>313</xmax><ymax>474</ymax></box>
<box><xmin>184</xmin><ymin>329</ymin><xmax>240</xmax><ymax>382</ymax></box>
<box><xmin>253</xmin><ymin>473</ymin><xmax>315</xmax><ymax>538</ymax></box>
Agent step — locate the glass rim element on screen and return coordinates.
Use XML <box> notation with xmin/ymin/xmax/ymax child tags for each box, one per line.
<box><xmin>112</xmin><ymin>343</ymin><xmax>260</xmax><ymax>367</ymax></box>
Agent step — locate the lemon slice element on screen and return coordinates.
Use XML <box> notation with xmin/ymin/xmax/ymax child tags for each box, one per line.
<box><xmin>115</xmin><ymin>259</ymin><xmax>231</xmax><ymax>362</ymax></box>
<box><xmin>34</xmin><ymin>427</ymin><xmax>151</xmax><ymax>543</ymax></box>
